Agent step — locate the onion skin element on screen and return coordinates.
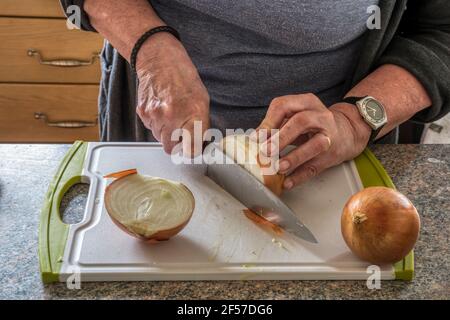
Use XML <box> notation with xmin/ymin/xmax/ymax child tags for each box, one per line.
<box><xmin>257</xmin><ymin>154</ymin><xmax>285</xmax><ymax>196</ymax></box>
<box><xmin>104</xmin><ymin>170</ymin><xmax>195</xmax><ymax>243</ymax></box>
<box><xmin>341</xmin><ymin>187</ymin><xmax>420</xmax><ymax>264</ymax></box>
<box><xmin>104</xmin><ymin>168</ymin><xmax>137</xmax><ymax>179</ymax></box>
<box><xmin>262</xmin><ymin>173</ymin><xmax>285</xmax><ymax>197</ymax></box>
<box><xmin>243</xmin><ymin>209</ymin><xmax>284</xmax><ymax>236</ymax></box>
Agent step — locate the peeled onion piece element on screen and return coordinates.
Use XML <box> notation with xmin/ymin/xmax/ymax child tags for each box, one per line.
<box><xmin>220</xmin><ymin>134</ymin><xmax>285</xmax><ymax>196</ymax></box>
<box><xmin>104</xmin><ymin>169</ymin><xmax>195</xmax><ymax>242</ymax></box>
<box><xmin>341</xmin><ymin>187</ymin><xmax>420</xmax><ymax>264</ymax></box>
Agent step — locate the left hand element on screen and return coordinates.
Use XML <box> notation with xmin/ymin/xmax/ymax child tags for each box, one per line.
<box><xmin>256</xmin><ymin>93</ymin><xmax>372</xmax><ymax>190</ymax></box>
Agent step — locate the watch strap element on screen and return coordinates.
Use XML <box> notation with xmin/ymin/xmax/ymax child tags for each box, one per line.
<box><xmin>342</xmin><ymin>96</ymin><xmax>364</xmax><ymax>106</ymax></box>
<box><xmin>370</xmin><ymin>126</ymin><xmax>382</xmax><ymax>143</ymax></box>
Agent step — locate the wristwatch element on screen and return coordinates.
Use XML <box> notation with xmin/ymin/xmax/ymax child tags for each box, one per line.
<box><xmin>342</xmin><ymin>96</ymin><xmax>387</xmax><ymax>143</ymax></box>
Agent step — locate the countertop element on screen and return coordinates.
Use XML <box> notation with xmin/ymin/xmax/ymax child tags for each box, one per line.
<box><xmin>0</xmin><ymin>144</ymin><xmax>448</xmax><ymax>300</ymax></box>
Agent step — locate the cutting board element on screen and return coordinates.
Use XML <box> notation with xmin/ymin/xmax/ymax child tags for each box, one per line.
<box><xmin>39</xmin><ymin>141</ymin><xmax>414</xmax><ymax>283</ymax></box>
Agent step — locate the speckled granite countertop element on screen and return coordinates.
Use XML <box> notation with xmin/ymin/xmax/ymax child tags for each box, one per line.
<box><xmin>0</xmin><ymin>144</ymin><xmax>448</xmax><ymax>300</ymax></box>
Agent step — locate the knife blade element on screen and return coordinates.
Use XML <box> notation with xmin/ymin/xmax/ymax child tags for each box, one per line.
<box><xmin>205</xmin><ymin>144</ymin><xmax>318</xmax><ymax>243</ymax></box>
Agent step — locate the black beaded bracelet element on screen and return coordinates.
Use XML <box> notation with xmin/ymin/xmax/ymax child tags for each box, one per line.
<box><xmin>130</xmin><ymin>25</ymin><xmax>181</xmax><ymax>74</ymax></box>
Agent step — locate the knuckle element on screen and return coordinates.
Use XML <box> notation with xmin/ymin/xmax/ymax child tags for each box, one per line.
<box><xmin>136</xmin><ymin>103</ymin><xmax>147</xmax><ymax>116</ymax></box>
<box><xmin>288</xmin><ymin>150</ymin><xmax>302</xmax><ymax>167</ymax></box>
<box><xmin>291</xmin><ymin>113</ymin><xmax>310</xmax><ymax>129</ymax></box>
<box><xmin>137</xmin><ymin>102</ymin><xmax>157</xmax><ymax>118</ymax></box>
<box><xmin>290</xmin><ymin>169</ymin><xmax>305</xmax><ymax>185</ymax></box>
<box><xmin>164</xmin><ymin>106</ymin><xmax>175</xmax><ymax>120</ymax></box>
<box><xmin>270</xmin><ymin>97</ymin><xmax>288</xmax><ymax>111</ymax></box>
<box><xmin>324</xmin><ymin>110</ymin><xmax>334</xmax><ymax>122</ymax></box>
<box><xmin>291</xmin><ymin>113</ymin><xmax>305</xmax><ymax>125</ymax></box>
<box><xmin>306</xmin><ymin>165</ymin><xmax>318</xmax><ymax>178</ymax></box>
<box><xmin>316</xmin><ymin>111</ymin><xmax>331</xmax><ymax>124</ymax></box>
<box><xmin>289</xmin><ymin>163</ymin><xmax>320</xmax><ymax>186</ymax></box>
<box><xmin>300</xmin><ymin>93</ymin><xmax>316</xmax><ymax>101</ymax></box>
<box><xmin>270</xmin><ymin>97</ymin><xmax>283</xmax><ymax>107</ymax></box>
<box><xmin>303</xmin><ymin>93</ymin><xmax>322</xmax><ymax>107</ymax></box>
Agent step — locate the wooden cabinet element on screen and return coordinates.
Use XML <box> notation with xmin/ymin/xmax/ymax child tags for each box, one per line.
<box><xmin>0</xmin><ymin>0</ymin><xmax>64</xmax><ymax>18</ymax></box>
<box><xmin>0</xmin><ymin>84</ymin><xmax>99</xmax><ymax>142</ymax></box>
<box><xmin>0</xmin><ymin>18</ymin><xmax>102</xmax><ymax>84</ymax></box>
<box><xmin>0</xmin><ymin>1</ymin><xmax>103</xmax><ymax>142</ymax></box>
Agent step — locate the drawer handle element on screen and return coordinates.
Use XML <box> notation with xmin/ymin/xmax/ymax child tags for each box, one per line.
<box><xmin>27</xmin><ymin>49</ymin><xmax>99</xmax><ymax>67</ymax></box>
<box><xmin>34</xmin><ymin>112</ymin><xmax>98</xmax><ymax>128</ymax></box>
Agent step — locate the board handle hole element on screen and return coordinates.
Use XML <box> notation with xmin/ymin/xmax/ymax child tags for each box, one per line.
<box><xmin>60</xmin><ymin>183</ymin><xmax>89</xmax><ymax>225</ymax></box>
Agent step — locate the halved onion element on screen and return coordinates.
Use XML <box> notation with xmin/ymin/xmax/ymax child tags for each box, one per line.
<box><xmin>104</xmin><ymin>169</ymin><xmax>195</xmax><ymax>242</ymax></box>
<box><xmin>220</xmin><ymin>134</ymin><xmax>285</xmax><ymax>196</ymax></box>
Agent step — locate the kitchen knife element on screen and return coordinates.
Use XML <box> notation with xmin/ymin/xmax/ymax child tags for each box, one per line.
<box><xmin>205</xmin><ymin>144</ymin><xmax>318</xmax><ymax>243</ymax></box>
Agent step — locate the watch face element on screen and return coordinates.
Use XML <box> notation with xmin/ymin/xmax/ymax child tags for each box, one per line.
<box><xmin>364</xmin><ymin>99</ymin><xmax>385</xmax><ymax>121</ymax></box>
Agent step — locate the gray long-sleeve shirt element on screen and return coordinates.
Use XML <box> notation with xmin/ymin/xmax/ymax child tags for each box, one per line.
<box><xmin>149</xmin><ymin>0</ymin><xmax>378</xmax><ymax>108</ymax></box>
<box><xmin>60</xmin><ymin>0</ymin><xmax>450</xmax><ymax>143</ymax></box>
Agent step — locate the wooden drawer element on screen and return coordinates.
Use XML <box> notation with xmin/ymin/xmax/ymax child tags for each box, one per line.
<box><xmin>0</xmin><ymin>18</ymin><xmax>103</xmax><ymax>84</ymax></box>
<box><xmin>0</xmin><ymin>84</ymin><xmax>99</xmax><ymax>142</ymax></box>
<box><xmin>0</xmin><ymin>0</ymin><xmax>64</xmax><ymax>18</ymax></box>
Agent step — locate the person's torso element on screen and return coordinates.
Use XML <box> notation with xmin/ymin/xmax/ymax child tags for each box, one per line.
<box><xmin>150</xmin><ymin>0</ymin><xmax>379</xmax><ymax>107</ymax></box>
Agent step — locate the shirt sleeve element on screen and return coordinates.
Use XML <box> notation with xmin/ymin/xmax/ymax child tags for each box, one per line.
<box><xmin>375</xmin><ymin>0</ymin><xmax>450</xmax><ymax>123</ymax></box>
<box><xmin>60</xmin><ymin>0</ymin><xmax>97</xmax><ymax>32</ymax></box>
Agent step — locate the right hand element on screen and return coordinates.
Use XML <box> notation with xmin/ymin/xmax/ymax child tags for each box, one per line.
<box><xmin>135</xmin><ymin>33</ymin><xmax>210</xmax><ymax>155</ymax></box>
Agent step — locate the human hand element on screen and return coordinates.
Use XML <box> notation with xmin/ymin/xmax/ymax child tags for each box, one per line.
<box><xmin>256</xmin><ymin>93</ymin><xmax>371</xmax><ymax>189</ymax></box>
<box><xmin>135</xmin><ymin>33</ymin><xmax>210</xmax><ymax>155</ymax></box>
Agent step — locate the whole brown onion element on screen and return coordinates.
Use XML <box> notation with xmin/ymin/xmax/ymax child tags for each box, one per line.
<box><xmin>341</xmin><ymin>187</ymin><xmax>420</xmax><ymax>264</ymax></box>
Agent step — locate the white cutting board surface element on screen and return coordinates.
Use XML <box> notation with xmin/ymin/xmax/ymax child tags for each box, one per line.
<box><xmin>60</xmin><ymin>142</ymin><xmax>395</xmax><ymax>281</ymax></box>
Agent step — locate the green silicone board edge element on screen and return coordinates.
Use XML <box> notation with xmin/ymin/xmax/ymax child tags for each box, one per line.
<box><xmin>38</xmin><ymin>141</ymin><xmax>88</xmax><ymax>283</ymax></box>
<box><xmin>354</xmin><ymin>149</ymin><xmax>414</xmax><ymax>281</ymax></box>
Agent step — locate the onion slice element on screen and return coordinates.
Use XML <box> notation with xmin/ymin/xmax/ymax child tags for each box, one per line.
<box><xmin>243</xmin><ymin>209</ymin><xmax>284</xmax><ymax>236</ymax></box>
<box><xmin>104</xmin><ymin>169</ymin><xmax>195</xmax><ymax>242</ymax></box>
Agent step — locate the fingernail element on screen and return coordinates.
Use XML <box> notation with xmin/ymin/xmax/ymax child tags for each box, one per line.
<box><xmin>279</xmin><ymin>160</ymin><xmax>290</xmax><ymax>172</ymax></box>
<box><xmin>284</xmin><ymin>179</ymin><xmax>294</xmax><ymax>190</ymax></box>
